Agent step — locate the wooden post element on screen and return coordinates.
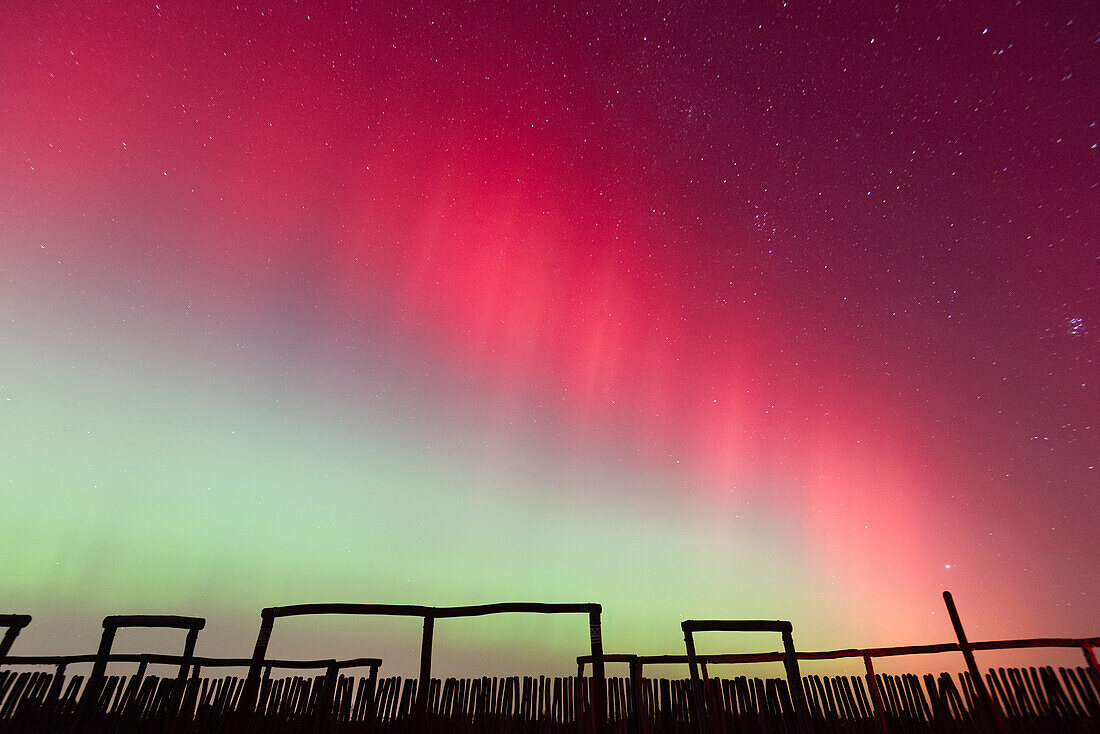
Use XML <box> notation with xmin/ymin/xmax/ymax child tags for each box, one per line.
<box><xmin>682</xmin><ymin>624</ymin><xmax>707</xmax><ymax>734</ymax></box>
<box><xmin>179</xmin><ymin>626</ymin><xmax>200</xmax><ymax>683</ymax></box>
<box><xmin>181</xmin><ymin>663</ymin><xmax>201</xmax><ymax>720</ymax></box>
<box><xmin>367</xmin><ymin>662</ymin><xmax>379</xmax><ymax>712</ymax></box>
<box><xmin>942</xmin><ymin>591</ymin><xmax>1007</xmax><ymax>734</ymax></box>
<box><xmin>589</xmin><ymin>609</ymin><xmax>607</xmax><ymax>733</ymax></box>
<box><xmin>629</xmin><ymin>656</ymin><xmax>644</xmax><ymax>734</ymax></box>
<box><xmin>417</xmin><ymin>615</ymin><xmax>435</xmax><ymax>719</ymax></box>
<box><xmin>781</xmin><ymin>627</ymin><xmax>810</xmax><ymax>733</ymax></box>
<box><xmin>0</xmin><ymin>615</ymin><xmax>31</xmax><ymax>662</ymax></box>
<box><xmin>47</xmin><ymin>661</ymin><xmax>67</xmax><ymax>703</ymax></box>
<box><xmin>863</xmin><ymin>653</ymin><xmax>890</xmax><ymax>734</ymax></box>
<box><xmin>81</xmin><ymin>623</ymin><xmax>118</xmax><ymax>716</ymax></box>
<box><xmin>313</xmin><ymin>661</ymin><xmax>339</xmax><ymax>731</ymax></box>
<box><xmin>0</xmin><ymin>626</ymin><xmax>21</xmax><ymax>661</ymax></box>
<box><xmin>241</xmin><ymin>612</ymin><xmax>275</xmax><ymax>714</ymax></box>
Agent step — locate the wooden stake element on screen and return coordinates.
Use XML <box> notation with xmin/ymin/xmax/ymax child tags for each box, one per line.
<box><xmin>942</xmin><ymin>591</ymin><xmax>1007</xmax><ymax>734</ymax></box>
<box><xmin>863</xmin><ymin>653</ymin><xmax>891</xmax><ymax>734</ymax></box>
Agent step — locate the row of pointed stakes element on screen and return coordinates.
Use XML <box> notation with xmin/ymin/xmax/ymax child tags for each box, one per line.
<box><xmin>1</xmin><ymin>592</ymin><xmax>1098</xmax><ymax>733</ymax></box>
<box><xmin>1</xmin><ymin>666</ymin><xmax>1098</xmax><ymax>732</ymax></box>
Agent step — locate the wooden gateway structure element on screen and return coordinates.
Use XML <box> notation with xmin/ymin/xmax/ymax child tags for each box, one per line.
<box><xmin>0</xmin><ymin>593</ymin><xmax>1097</xmax><ymax>732</ymax></box>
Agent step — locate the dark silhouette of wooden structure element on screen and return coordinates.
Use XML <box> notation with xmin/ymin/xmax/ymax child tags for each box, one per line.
<box><xmin>1</xmin><ymin>592</ymin><xmax>1097</xmax><ymax>731</ymax></box>
<box><xmin>0</xmin><ymin>615</ymin><xmax>31</xmax><ymax>664</ymax></box>
<box><xmin>239</xmin><ymin>602</ymin><xmax>607</xmax><ymax>727</ymax></box>
<box><xmin>76</xmin><ymin>615</ymin><xmax>204</xmax><ymax>729</ymax></box>
<box><xmin>681</xmin><ymin>619</ymin><xmax>810</xmax><ymax>733</ymax></box>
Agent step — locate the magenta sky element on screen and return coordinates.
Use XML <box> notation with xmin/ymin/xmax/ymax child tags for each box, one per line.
<box><xmin>1</xmin><ymin>1</ymin><xmax>1096</xmax><ymax>672</ymax></box>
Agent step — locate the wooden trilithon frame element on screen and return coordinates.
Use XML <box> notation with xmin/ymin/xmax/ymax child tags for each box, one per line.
<box><xmin>78</xmin><ymin>614</ymin><xmax>205</xmax><ymax>724</ymax></box>
<box><xmin>681</xmin><ymin>619</ymin><xmax>809</xmax><ymax>733</ymax></box>
<box><xmin>239</xmin><ymin>602</ymin><xmax>607</xmax><ymax>725</ymax></box>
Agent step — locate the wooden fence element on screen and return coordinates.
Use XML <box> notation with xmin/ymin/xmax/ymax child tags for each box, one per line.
<box><xmin>0</xmin><ymin>666</ymin><xmax>1096</xmax><ymax>732</ymax></box>
<box><xmin>1</xmin><ymin>594</ymin><xmax>1096</xmax><ymax>732</ymax></box>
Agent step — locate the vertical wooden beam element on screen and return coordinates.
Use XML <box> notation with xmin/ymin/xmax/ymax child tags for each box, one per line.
<box><xmin>181</xmin><ymin>663</ymin><xmax>201</xmax><ymax>720</ymax></box>
<box><xmin>589</xmin><ymin>609</ymin><xmax>607</xmax><ymax>733</ymax></box>
<box><xmin>942</xmin><ymin>591</ymin><xmax>1007</xmax><ymax>734</ymax></box>
<box><xmin>241</xmin><ymin>612</ymin><xmax>275</xmax><ymax>714</ymax></box>
<box><xmin>417</xmin><ymin>615</ymin><xmax>435</xmax><ymax>715</ymax></box>
<box><xmin>179</xmin><ymin>627</ymin><xmax>200</xmax><ymax>683</ymax></box>
<box><xmin>863</xmin><ymin>653</ymin><xmax>891</xmax><ymax>734</ymax></box>
<box><xmin>367</xmin><ymin>661</ymin><xmax>379</xmax><ymax>711</ymax></box>
<box><xmin>86</xmin><ymin>623</ymin><xmax>118</xmax><ymax>703</ymax></box>
<box><xmin>683</xmin><ymin>626</ymin><xmax>701</xmax><ymax>687</ymax></box>
<box><xmin>781</xmin><ymin>627</ymin><xmax>810</xmax><ymax>733</ymax></box>
<box><xmin>314</xmin><ymin>661</ymin><xmax>340</xmax><ymax>730</ymax></box>
<box><xmin>629</xmin><ymin>656</ymin><xmax>644</xmax><ymax>734</ymax></box>
<box><xmin>682</xmin><ymin>624</ymin><xmax>706</xmax><ymax>734</ymax></box>
<box><xmin>0</xmin><ymin>626</ymin><xmax>20</xmax><ymax>661</ymax></box>
<box><xmin>76</xmin><ymin>621</ymin><xmax>118</xmax><ymax>728</ymax></box>
<box><xmin>0</xmin><ymin>615</ymin><xmax>32</xmax><ymax>661</ymax></box>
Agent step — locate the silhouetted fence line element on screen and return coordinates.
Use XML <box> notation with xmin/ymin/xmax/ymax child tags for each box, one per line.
<box><xmin>1</xmin><ymin>667</ymin><xmax>1096</xmax><ymax>732</ymax></box>
<box><xmin>578</xmin><ymin>640</ymin><xmax>1100</xmax><ymax>733</ymax></box>
<box><xmin>1</xmin><ymin>591</ymin><xmax>1096</xmax><ymax>732</ymax></box>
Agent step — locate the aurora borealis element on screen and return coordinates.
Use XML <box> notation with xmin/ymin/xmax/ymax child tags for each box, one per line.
<box><xmin>1</xmin><ymin>1</ymin><xmax>1096</xmax><ymax>675</ymax></box>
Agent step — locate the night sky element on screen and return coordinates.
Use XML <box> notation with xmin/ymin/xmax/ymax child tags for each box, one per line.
<box><xmin>1</xmin><ymin>1</ymin><xmax>1096</xmax><ymax>675</ymax></box>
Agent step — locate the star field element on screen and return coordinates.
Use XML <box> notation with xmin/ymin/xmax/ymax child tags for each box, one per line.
<box><xmin>0</xmin><ymin>0</ymin><xmax>1095</xmax><ymax>673</ymax></box>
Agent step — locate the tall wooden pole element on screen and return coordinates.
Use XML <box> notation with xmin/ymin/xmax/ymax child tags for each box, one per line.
<box><xmin>780</xmin><ymin>627</ymin><xmax>810</xmax><ymax>733</ymax></box>
<box><xmin>417</xmin><ymin>615</ymin><xmax>435</xmax><ymax>717</ymax></box>
<box><xmin>863</xmin><ymin>653</ymin><xmax>891</xmax><ymax>734</ymax></box>
<box><xmin>629</xmin><ymin>656</ymin><xmax>644</xmax><ymax>734</ymax></box>
<box><xmin>682</xmin><ymin>625</ymin><xmax>707</xmax><ymax>734</ymax></box>
<box><xmin>942</xmin><ymin>591</ymin><xmax>1007</xmax><ymax>734</ymax></box>
<box><xmin>241</xmin><ymin>613</ymin><xmax>275</xmax><ymax>714</ymax></box>
<box><xmin>589</xmin><ymin>609</ymin><xmax>607</xmax><ymax>733</ymax></box>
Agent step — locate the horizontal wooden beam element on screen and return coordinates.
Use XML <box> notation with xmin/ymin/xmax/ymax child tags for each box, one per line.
<box><xmin>577</xmin><ymin>635</ymin><xmax>1100</xmax><ymax>667</ymax></box>
<box><xmin>102</xmin><ymin>615</ymin><xmax>205</xmax><ymax>631</ymax></box>
<box><xmin>682</xmin><ymin>620</ymin><xmax>793</xmax><ymax>634</ymax></box>
<box><xmin>0</xmin><ymin>615</ymin><xmax>32</xmax><ymax>630</ymax></box>
<box><xmin>3</xmin><ymin>653</ymin><xmax>381</xmax><ymax>669</ymax></box>
<box><xmin>263</xmin><ymin>602</ymin><xmax>601</xmax><ymax>619</ymax></box>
